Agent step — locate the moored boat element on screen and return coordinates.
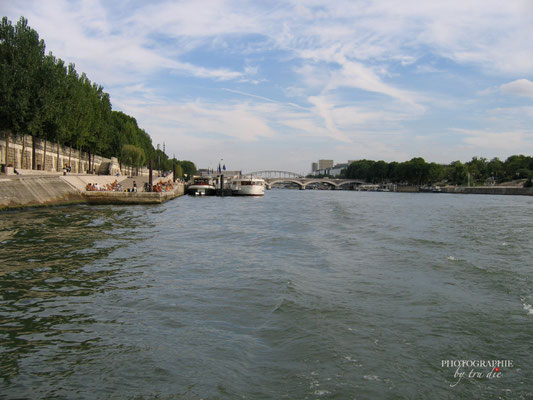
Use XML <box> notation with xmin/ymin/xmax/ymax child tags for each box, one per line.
<box><xmin>187</xmin><ymin>176</ymin><xmax>216</xmax><ymax>196</ymax></box>
<box><xmin>229</xmin><ymin>176</ymin><xmax>265</xmax><ymax>196</ymax></box>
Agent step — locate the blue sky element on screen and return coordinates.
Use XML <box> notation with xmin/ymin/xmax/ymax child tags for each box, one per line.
<box><xmin>4</xmin><ymin>0</ymin><xmax>533</xmax><ymax>174</ymax></box>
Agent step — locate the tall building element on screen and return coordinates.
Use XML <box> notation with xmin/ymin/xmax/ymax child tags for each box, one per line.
<box><xmin>318</xmin><ymin>159</ymin><xmax>334</xmax><ymax>170</ymax></box>
<box><xmin>311</xmin><ymin>162</ymin><xmax>318</xmax><ymax>172</ymax></box>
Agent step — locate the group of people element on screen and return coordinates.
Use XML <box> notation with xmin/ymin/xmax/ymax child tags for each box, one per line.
<box><xmin>151</xmin><ymin>180</ymin><xmax>173</xmax><ymax>192</ymax></box>
<box><xmin>126</xmin><ymin>181</ymin><xmax>138</xmax><ymax>192</ymax></box>
<box><xmin>85</xmin><ymin>179</ymin><xmax>121</xmax><ymax>192</ymax></box>
<box><xmin>85</xmin><ymin>179</ymin><xmax>174</xmax><ymax>193</ymax></box>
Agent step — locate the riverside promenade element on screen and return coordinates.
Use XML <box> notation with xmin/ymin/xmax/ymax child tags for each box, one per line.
<box><xmin>440</xmin><ymin>185</ymin><xmax>533</xmax><ymax>196</ymax></box>
<box><xmin>0</xmin><ymin>170</ymin><xmax>184</xmax><ymax>210</ymax></box>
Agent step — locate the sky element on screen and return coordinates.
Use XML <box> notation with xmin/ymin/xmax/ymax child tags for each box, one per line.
<box><xmin>3</xmin><ymin>0</ymin><xmax>533</xmax><ymax>174</ymax></box>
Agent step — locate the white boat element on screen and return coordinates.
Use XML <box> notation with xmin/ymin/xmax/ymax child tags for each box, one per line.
<box><xmin>229</xmin><ymin>176</ymin><xmax>265</xmax><ymax>196</ymax></box>
<box><xmin>187</xmin><ymin>176</ymin><xmax>216</xmax><ymax>196</ymax></box>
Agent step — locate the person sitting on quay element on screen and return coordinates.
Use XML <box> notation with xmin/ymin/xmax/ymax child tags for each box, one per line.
<box><xmin>132</xmin><ymin>181</ymin><xmax>137</xmax><ymax>192</ymax></box>
<box><xmin>161</xmin><ymin>180</ymin><xmax>173</xmax><ymax>191</ymax></box>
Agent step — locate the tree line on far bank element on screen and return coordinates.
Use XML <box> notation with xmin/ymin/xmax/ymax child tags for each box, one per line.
<box><xmin>0</xmin><ymin>16</ymin><xmax>196</xmax><ymax>177</ymax></box>
<box><xmin>327</xmin><ymin>156</ymin><xmax>533</xmax><ymax>186</ymax></box>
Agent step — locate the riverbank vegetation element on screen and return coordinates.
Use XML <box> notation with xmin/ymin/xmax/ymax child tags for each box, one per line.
<box><xmin>339</xmin><ymin>156</ymin><xmax>533</xmax><ymax>186</ymax></box>
<box><xmin>0</xmin><ymin>16</ymin><xmax>195</xmax><ymax>177</ymax></box>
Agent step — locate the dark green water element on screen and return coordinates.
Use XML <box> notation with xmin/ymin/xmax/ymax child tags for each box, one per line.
<box><xmin>1</xmin><ymin>191</ymin><xmax>532</xmax><ymax>399</ymax></box>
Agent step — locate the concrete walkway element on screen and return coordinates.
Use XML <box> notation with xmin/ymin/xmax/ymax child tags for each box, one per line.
<box><xmin>60</xmin><ymin>174</ymin><xmax>128</xmax><ymax>191</ymax></box>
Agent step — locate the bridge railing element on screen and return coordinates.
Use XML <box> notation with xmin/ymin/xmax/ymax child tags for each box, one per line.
<box><xmin>244</xmin><ymin>170</ymin><xmax>304</xmax><ymax>178</ymax></box>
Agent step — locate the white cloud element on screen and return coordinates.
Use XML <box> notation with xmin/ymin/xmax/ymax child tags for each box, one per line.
<box><xmin>456</xmin><ymin>129</ymin><xmax>533</xmax><ymax>152</ymax></box>
<box><xmin>326</xmin><ymin>56</ymin><xmax>424</xmax><ymax>111</ymax></box>
<box><xmin>500</xmin><ymin>79</ymin><xmax>533</xmax><ymax>98</ymax></box>
<box><xmin>5</xmin><ymin>0</ymin><xmax>247</xmax><ymax>87</ymax></box>
<box><xmin>308</xmin><ymin>96</ymin><xmax>349</xmax><ymax>143</ymax></box>
<box><xmin>4</xmin><ymin>0</ymin><xmax>533</xmax><ymax>171</ymax></box>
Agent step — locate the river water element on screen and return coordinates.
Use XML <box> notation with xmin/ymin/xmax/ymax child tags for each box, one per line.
<box><xmin>1</xmin><ymin>190</ymin><xmax>532</xmax><ymax>399</ymax></box>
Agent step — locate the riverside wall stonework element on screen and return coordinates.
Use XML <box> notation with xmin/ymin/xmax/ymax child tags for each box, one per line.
<box><xmin>394</xmin><ymin>185</ymin><xmax>419</xmax><ymax>192</ymax></box>
<box><xmin>441</xmin><ymin>186</ymin><xmax>533</xmax><ymax>196</ymax></box>
<box><xmin>0</xmin><ymin>173</ymin><xmax>184</xmax><ymax>210</ymax></box>
<box><xmin>83</xmin><ymin>183</ymin><xmax>185</xmax><ymax>205</ymax></box>
<box><xmin>0</xmin><ymin>176</ymin><xmax>85</xmax><ymax>209</ymax></box>
<box><xmin>0</xmin><ymin>132</ymin><xmax>120</xmax><ymax>175</ymax></box>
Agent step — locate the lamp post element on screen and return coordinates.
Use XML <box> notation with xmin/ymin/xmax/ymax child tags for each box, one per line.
<box><xmin>219</xmin><ymin>158</ymin><xmax>224</xmax><ymax>193</ymax></box>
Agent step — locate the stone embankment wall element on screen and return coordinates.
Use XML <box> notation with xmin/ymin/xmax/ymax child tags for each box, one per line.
<box><xmin>0</xmin><ymin>176</ymin><xmax>84</xmax><ymax>209</ymax></box>
<box><xmin>393</xmin><ymin>185</ymin><xmax>420</xmax><ymax>193</ymax></box>
<box><xmin>441</xmin><ymin>186</ymin><xmax>533</xmax><ymax>196</ymax></box>
<box><xmin>0</xmin><ymin>132</ymin><xmax>121</xmax><ymax>175</ymax></box>
<box><xmin>83</xmin><ymin>182</ymin><xmax>185</xmax><ymax>205</ymax></box>
<box><xmin>0</xmin><ymin>173</ymin><xmax>183</xmax><ymax>210</ymax></box>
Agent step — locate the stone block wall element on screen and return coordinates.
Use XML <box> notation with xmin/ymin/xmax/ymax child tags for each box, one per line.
<box><xmin>0</xmin><ymin>132</ymin><xmax>113</xmax><ymax>174</ymax></box>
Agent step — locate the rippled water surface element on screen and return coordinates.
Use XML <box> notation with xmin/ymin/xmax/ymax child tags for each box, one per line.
<box><xmin>1</xmin><ymin>190</ymin><xmax>532</xmax><ymax>399</ymax></box>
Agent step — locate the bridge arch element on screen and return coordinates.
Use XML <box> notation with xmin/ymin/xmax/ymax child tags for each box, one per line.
<box><xmin>337</xmin><ymin>180</ymin><xmax>363</xmax><ymax>189</ymax></box>
<box><xmin>260</xmin><ymin>177</ymin><xmax>366</xmax><ymax>190</ymax></box>
<box><xmin>302</xmin><ymin>180</ymin><xmax>338</xmax><ymax>189</ymax></box>
<box><xmin>266</xmin><ymin>178</ymin><xmax>305</xmax><ymax>189</ymax></box>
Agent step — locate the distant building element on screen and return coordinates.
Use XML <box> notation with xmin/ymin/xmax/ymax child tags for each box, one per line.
<box><xmin>318</xmin><ymin>159</ymin><xmax>334</xmax><ymax>170</ymax></box>
<box><xmin>310</xmin><ymin>160</ymin><xmax>351</xmax><ymax>176</ymax></box>
<box><xmin>329</xmin><ymin>163</ymin><xmax>349</xmax><ymax>177</ymax></box>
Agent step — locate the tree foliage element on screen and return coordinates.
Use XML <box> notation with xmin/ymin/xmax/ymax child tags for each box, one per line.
<box><xmin>0</xmin><ymin>16</ymin><xmax>196</xmax><ymax>172</ymax></box>
<box><xmin>343</xmin><ymin>155</ymin><xmax>533</xmax><ymax>185</ymax></box>
<box><xmin>121</xmin><ymin>144</ymin><xmax>145</xmax><ymax>169</ymax></box>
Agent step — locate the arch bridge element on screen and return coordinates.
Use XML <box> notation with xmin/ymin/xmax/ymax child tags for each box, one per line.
<box><xmin>266</xmin><ymin>178</ymin><xmax>364</xmax><ymax>190</ymax></box>
<box><xmin>243</xmin><ymin>171</ymin><xmax>364</xmax><ymax>190</ymax></box>
<box><xmin>245</xmin><ymin>170</ymin><xmax>304</xmax><ymax>178</ymax></box>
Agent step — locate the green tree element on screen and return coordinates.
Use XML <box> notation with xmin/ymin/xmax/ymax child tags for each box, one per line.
<box><xmin>448</xmin><ymin>161</ymin><xmax>468</xmax><ymax>185</ymax></box>
<box><xmin>504</xmin><ymin>155</ymin><xmax>532</xmax><ymax>181</ymax></box>
<box><xmin>0</xmin><ymin>17</ymin><xmax>45</xmax><ymax>167</ymax></box>
<box><xmin>487</xmin><ymin>157</ymin><xmax>505</xmax><ymax>182</ymax></box>
<box><xmin>345</xmin><ymin>160</ymin><xmax>375</xmax><ymax>181</ymax></box>
<box><xmin>428</xmin><ymin>163</ymin><xmax>445</xmax><ymax>184</ymax></box>
<box><xmin>466</xmin><ymin>157</ymin><xmax>487</xmax><ymax>184</ymax></box>
<box><xmin>178</xmin><ymin>160</ymin><xmax>197</xmax><ymax>178</ymax></box>
<box><xmin>121</xmin><ymin>144</ymin><xmax>145</xmax><ymax>176</ymax></box>
<box><xmin>368</xmin><ymin>160</ymin><xmax>388</xmax><ymax>183</ymax></box>
<box><xmin>0</xmin><ymin>16</ymin><xmax>198</xmax><ymax>174</ymax></box>
<box><xmin>175</xmin><ymin>163</ymin><xmax>183</xmax><ymax>179</ymax></box>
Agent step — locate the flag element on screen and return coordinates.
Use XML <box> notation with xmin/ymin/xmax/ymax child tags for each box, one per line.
<box><xmin>218</xmin><ymin>163</ymin><xmax>221</xmax><ymax>173</ymax></box>
<box><xmin>223</xmin><ymin>164</ymin><xmax>226</xmax><ymax>171</ymax></box>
